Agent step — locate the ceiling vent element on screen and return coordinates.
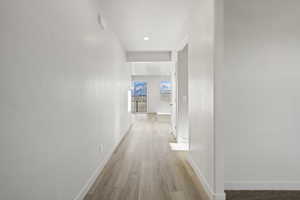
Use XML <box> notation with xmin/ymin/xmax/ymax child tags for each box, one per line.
<box><xmin>97</xmin><ymin>13</ymin><xmax>106</xmax><ymax>30</ymax></box>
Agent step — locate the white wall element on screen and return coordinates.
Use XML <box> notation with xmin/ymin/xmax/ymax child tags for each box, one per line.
<box><xmin>177</xmin><ymin>45</ymin><xmax>189</xmax><ymax>143</ymax></box>
<box><xmin>0</xmin><ymin>0</ymin><xmax>131</xmax><ymax>200</ymax></box>
<box><xmin>223</xmin><ymin>0</ymin><xmax>300</xmax><ymax>190</ymax></box>
<box><xmin>171</xmin><ymin>61</ymin><xmax>177</xmax><ymax>137</ymax></box>
<box><xmin>132</xmin><ymin>75</ymin><xmax>172</xmax><ymax>114</ymax></box>
<box><xmin>186</xmin><ymin>0</ymin><xmax>225</xmax><ymax>199</ymax></box>
<box><xmin>126</xmin><ymin>51</ymin><xmax>172</xmax><ymax>62</ymax></box>
<box><xmin>131</xmin><ymin>62</ymin><xmax>172</xmax><ymax>76</ymax></box>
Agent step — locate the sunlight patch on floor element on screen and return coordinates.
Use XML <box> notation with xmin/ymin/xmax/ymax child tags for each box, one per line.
<box><xmin>169</xmin><ymin>142</ymin><xmax>189</xmax><ymax>151</ymax></box>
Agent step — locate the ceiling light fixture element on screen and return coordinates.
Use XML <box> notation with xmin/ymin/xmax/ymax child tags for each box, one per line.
<box><xmin>144</xmin><ymin>37</ymin><xmax>149</xmax><ymax>41</ymax></box>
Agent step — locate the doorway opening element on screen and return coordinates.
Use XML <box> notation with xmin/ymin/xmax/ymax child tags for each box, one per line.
<box><xmin>132</xmin><ymin>81</ymin><xmax>148</xmax><ymax>113</ymax></box>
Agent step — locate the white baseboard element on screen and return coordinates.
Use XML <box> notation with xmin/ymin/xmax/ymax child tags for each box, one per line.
<box><xmin>214</xmin><ymin>193</ymin><xmax>226</xmax><ymax>200</ymax></box>
<box><xmin>225</xmin><ymin>181</ymin><xmax>300</xmax><ymax>191</ymax></box>
<box><xmin>73</xmin><ymin>124</ymin><xmax>133</xmax><ymax>200</ymax></box>
<box><xmin>186</xmin><ymin>154</ymin><xmax>226</xmax><ymax>200</ymax></box>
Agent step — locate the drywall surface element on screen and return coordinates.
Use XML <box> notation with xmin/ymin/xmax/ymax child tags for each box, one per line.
<box><xmin>132</xmin><ymin>75</ymin><xmax>172</xmax><ymax>114</ymax></box>
<box><xmin>223</xmin><ymin>0</ymin><xmax>300</xmax><ymax>189</ymax></box>
<box><xmin>188</xmin><ymin>0</ymin><xmax>214</xmax><ymax>192</ymax></box>
<box><xmin>187</xmin><ymin>0</ymin><xmax>225</xmax><ymax>198</ymax></box>
<box><xmin>171</xmin><ymin>61</ymin><xmax>177</xmax><ymax>137</ymax></box>
<box><xmin>0</xmin><ymin>0</ymin><xmax>131</xmax><ymax>199</ymax></box>
<box><xmin>127</xmin><ymin>51</ymin><xmax>172</xmax><ymax>62</ymax></box>
<box><xmin>177</xmin><ymin>45</ymin><xmax>189</xmax><ymax>143</ymax></box>
<box><xmin>131</xmin><ymin>62</ymin><xmax>172</xmax><ymax>76</ymax></box>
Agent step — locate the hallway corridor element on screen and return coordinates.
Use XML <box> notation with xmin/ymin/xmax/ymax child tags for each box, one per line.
<box><xmin>84</xmin><ymin>115</ymin><xmax>208</xmax><ymax>200</ymax></box>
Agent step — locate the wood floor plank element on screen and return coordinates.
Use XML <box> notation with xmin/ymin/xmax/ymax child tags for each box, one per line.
<box><xmin>171</xmin><ymin>191</ymin><xmax>186</xmax><ymax>200</ymax></box>
<box><xmin>84</xmin><ymin>114</ymin><xmax>209</xmax><ymax>200</ymax></box>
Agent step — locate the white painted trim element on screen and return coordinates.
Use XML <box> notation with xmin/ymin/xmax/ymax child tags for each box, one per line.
<box><xmin>225</xmin><ymin>181</ymin><xmax>300</xmax><ymax>191</ymax></box>
<box><xmin>73</xmin><ymin>124</ymin><xmax>133</xmax><ymax>200</ymax></box>
<box><xmin>171</xmin><ymin>59</ymin><xmax>178</xmax><ymax>140</ymax></box>
<box><xmin>186</xmin><ymin>154</ymin><xmax>226</xmax><ymax>200</ymax></box>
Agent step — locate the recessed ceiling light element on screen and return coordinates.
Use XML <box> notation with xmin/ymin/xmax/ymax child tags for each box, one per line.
<box><xmin>144</xmin><ymin>37</ymin><xmax>149</xmax><ymax>41</ymax></box>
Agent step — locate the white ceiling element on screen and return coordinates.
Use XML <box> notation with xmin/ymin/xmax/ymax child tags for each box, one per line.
<box><xmin>98</xmin><ymin>0</ymin><xmax>190</xmax><ymax>51</ymax></box>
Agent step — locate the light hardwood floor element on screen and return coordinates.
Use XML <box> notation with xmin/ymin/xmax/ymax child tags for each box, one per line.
<box><xmin>84</xmin><ymin>114</ymin><xmax>209</xmax><ymax>200</ymax></box>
